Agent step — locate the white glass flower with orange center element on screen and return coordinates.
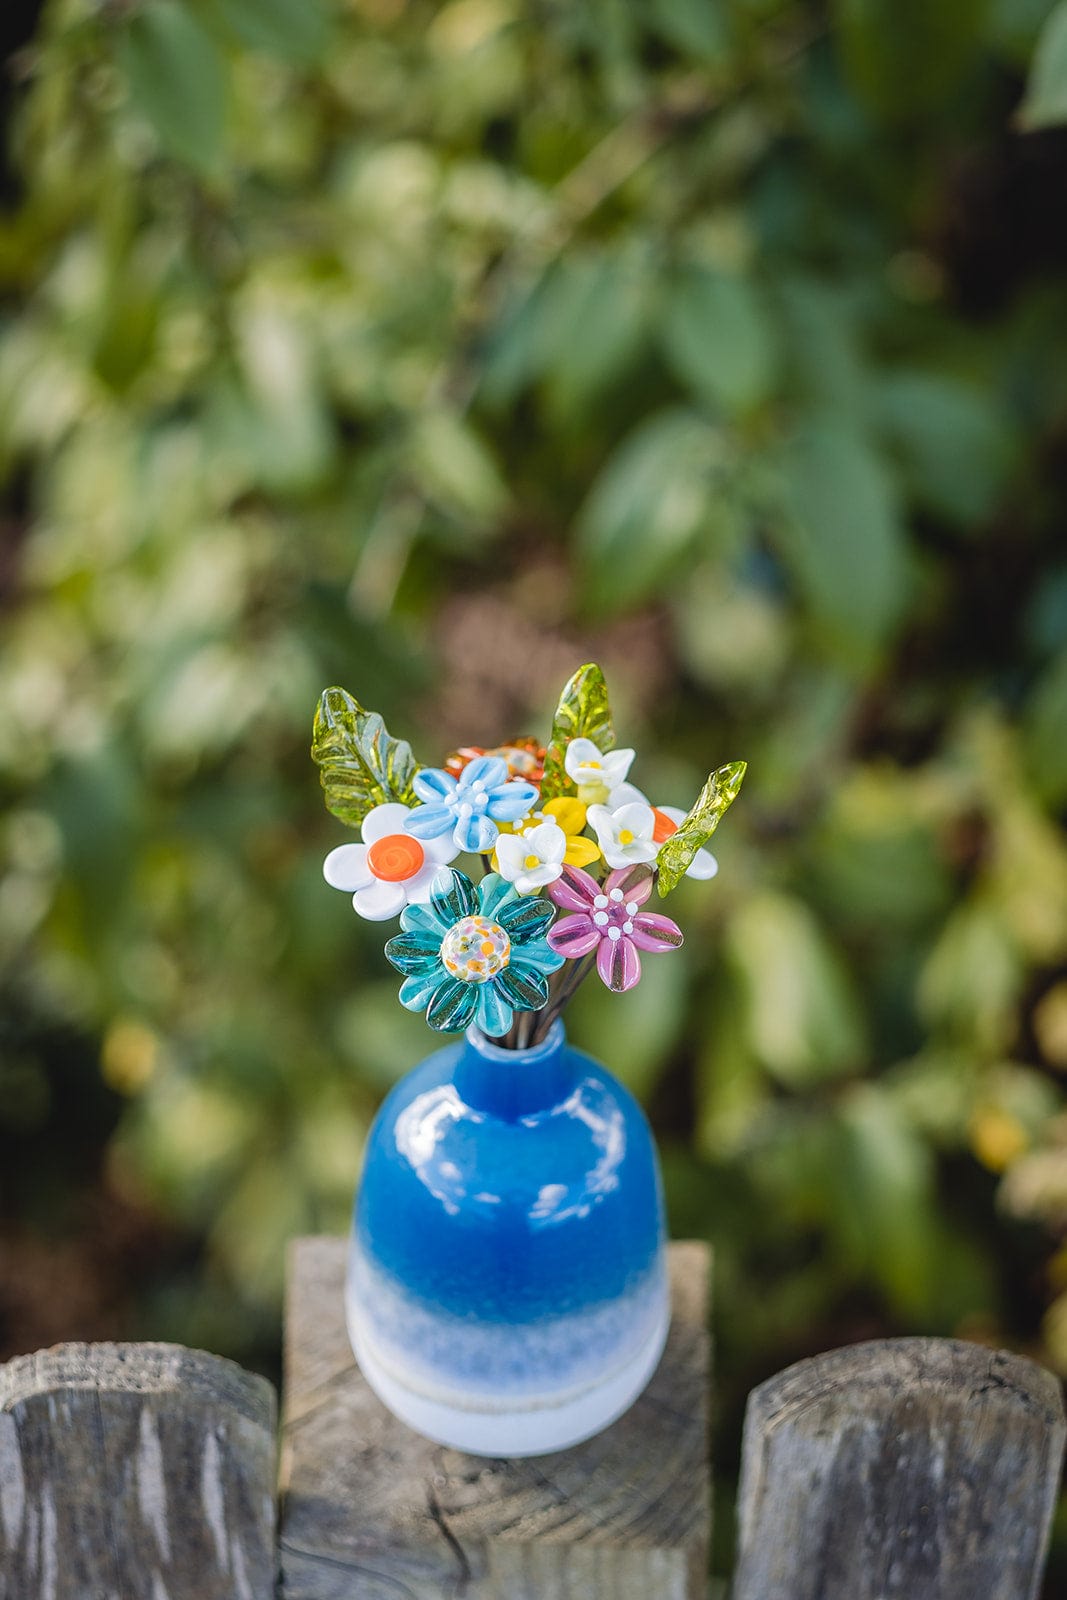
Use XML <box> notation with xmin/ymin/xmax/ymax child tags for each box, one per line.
<box><xmin>323</xmin><ymin>802</ymin><xmax>460</xmax><ymax>922</ymax></box>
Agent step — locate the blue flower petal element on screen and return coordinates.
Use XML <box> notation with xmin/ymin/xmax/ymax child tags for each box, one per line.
<box><xmin>454</xmin><ymin>811</ymin><xmax>498</xmax><ymax>853</ymax></box>
<box><xmin>413</xmin><ymin>768</ymin><xmax>457</xmax><ymax>804</ymax></box>
<box><xmin>459</xmin><ymin>756</ymin><xmax>508</xmax><ymax>790</ymax></box>
<box><xmin>405</xmin><ymin>804</ymin><xmax>456</xmax><ymax>840</ymax></box>
<box><xmin>430</xmin><ymin>867</ymin><xmax>479</xmax><ymax>926</ymax></box>
<box><xmin>496</xmin><ymin>964</ymin><xmax>549</xmax><ymax>1011</ymax></box>
<box><xmin>399</xmin><ymin>970</ymin><xmax>444</xmax><ymax>1011</ymax></box>
<box><xmin>477</xmin><ymin>873</ymin><xmax>517</xmax><ymax>920</ymax></box>
<box><xmin>399</xmin><ymin>901</ymin><xmax>450</xmax><ymax>937</ymax></box>
<box><xmin>426</xmin><ymin>977</ymin><xmax>480</xmax><ymax>1032</ymax></box>
<box><xmin>384</xmin><ymin>932</ymin><xmax>443</xmax><ymax>975</ymax></box>
<box><xmin>511</xmin><ymin>940</ymin><xmax>566</xmax><ymax>977</ymax></box>
<box><xmin>486</xmin><ymin>780</ymin><xmax>538</xmax><ymax>822</ymax></box>
<box><xmin>497</xmin><ymin>896</ymin><xmax>555</xmax><ymax>942</ymax></box>
<box><xmin>477</xmin><ymin>984</ymin><xmax>513</xmax><ymax>1037</ymax></box>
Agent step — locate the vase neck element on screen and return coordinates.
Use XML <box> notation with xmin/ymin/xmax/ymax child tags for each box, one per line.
<box><xmin>454</xmin><ymin>1019</ymin><xmax>574</xmax><ymax>1119</ymax></box>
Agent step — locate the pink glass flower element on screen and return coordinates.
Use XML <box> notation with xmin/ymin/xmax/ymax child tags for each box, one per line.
<box><xmin>546</xmin><ymin>862</ymin><xmax>683</xmax><ymax>993</ymax></box>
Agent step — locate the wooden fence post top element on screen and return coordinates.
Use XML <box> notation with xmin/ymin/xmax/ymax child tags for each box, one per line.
<box><xmin>0</xmin><ymin>1339</ymin><xmax>277</xmax><ymax>1600</ymax></box>
<box><xmin>279</xmin><ymin>1236</ymin><xmax>712</xmax><ymax>1600</ymax></box>
<box><xmin>0</xmin><ymin>1339</ymin><xmax>274</xmax><ymax>1426</ymax></box>
<box><xmin>735</xmin><ymin>1335</ymin><xmax>1067</xmax><ymax>1600</ymax></box>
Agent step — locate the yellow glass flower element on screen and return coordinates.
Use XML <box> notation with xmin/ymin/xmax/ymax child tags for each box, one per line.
<box><xmin>492</xmin><ymin>797</ymin><xmax>601</xmax><ymax>871</ymax></box>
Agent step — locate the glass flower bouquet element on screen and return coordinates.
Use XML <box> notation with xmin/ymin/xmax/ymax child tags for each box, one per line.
<box><xmin>315</xmin><ymin>663</ymin><xmax>745</xmax><ymax>1050</ymax></box>
<box><xmin>312</xmin><ymin>664</ymin><xmax>745</xmax><ymax>1455</ymax></box>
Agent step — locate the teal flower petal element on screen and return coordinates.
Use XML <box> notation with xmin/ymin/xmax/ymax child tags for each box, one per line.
<box><xmin>496</xmin><ymin>964</ymin><xmax>549</xmax><ymax>1011</ymax></box>
<box><xmin>497</xmin><ymin>896</ymin><xmax>554</xmax><ymax>942</ymax></box>
<box><xmin>478</xmin><ymin>872</ymin><xmax>517</xmax><ymax>920</ymax></box>
<box><xmin>430</xmin><ymin>867</ymin><xmax>478</xmax><ymax>926</ymax></box>
<box><xmin>477</xmin><ymin>984</ymin><xmax>513</xmax><ymax>1037</ymax></box>
<box><xmin>399</xmin><ymin>901</ymin><xmax>449</xmax><ymax>937</ymax></box>
<box><xmin>399</xmin><ymin>969</ymin><xmax>444</xmax><ymax>1011</ymax></box>
<box><xmin>426</xmin><ymin>976</ymin><xmax>480</xmax><ymax>1032</ymax></box>
<box><xmin>384</xmin><ymin>931</ymin><xmax>442</xmax><ymax>975</ymax></box>
<box><xmin>511</xmin><ymin>940</ymin><xmax>566</xmax><ymax>977</ymax></box>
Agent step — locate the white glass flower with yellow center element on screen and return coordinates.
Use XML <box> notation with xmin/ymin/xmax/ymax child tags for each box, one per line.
<box><xmin>563</xmin><ymin>738</ymin><xmax>636</xmax><ymax>806</ymax></box>
<box><xmin>494</xmin><ymin>820</ymin><xmax>568</xmax><ymax>896</ymax></box>
<box><xmin>585</xmin><ymin>801</ymin><xmax>659</xmax><ymax>870</ymax></box>
<box><xmin>323</xmin><ymin>802</ymin><xmax>460</xmax><ymax>922</ymax></box>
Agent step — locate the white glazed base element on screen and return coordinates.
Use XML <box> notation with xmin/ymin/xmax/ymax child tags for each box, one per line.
<box><xmin>346</xmin><ymin>1296</ymin><xmax>670</xmax><ymax>1457</ymax></box>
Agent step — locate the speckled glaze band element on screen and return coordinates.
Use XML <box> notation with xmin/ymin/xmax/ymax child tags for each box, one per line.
<box><xmin>346</xmin><ymin>1021</ymin><xmax>670</xmax><ymax>1456</ymax></box>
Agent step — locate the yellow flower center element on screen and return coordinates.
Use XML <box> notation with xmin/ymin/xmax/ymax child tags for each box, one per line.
<box><xmin>524</xmin><ymin>853</ymin><xmax>540</xmax><ymax>870</ymax></box>
<box><xmin>618</xmin><ymin>829</ymin><xmax>634</xmax><ymax>846</ymax></box>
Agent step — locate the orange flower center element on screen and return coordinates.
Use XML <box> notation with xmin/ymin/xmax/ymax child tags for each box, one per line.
<box><xmin>366</xmin><ymin>833</ymin><xmax>425</xmax><ymax>882</ymax></box>
<box><xmin>652</xmin><ymin>808</ymin><xmax>679</xmax><ymax>844</ymax></box>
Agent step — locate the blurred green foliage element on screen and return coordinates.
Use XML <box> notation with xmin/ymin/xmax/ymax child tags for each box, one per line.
<box><xmin>3</xmin><ymin>0</ymin><xmax>1067</xmax><ymax>1579</ymax></box>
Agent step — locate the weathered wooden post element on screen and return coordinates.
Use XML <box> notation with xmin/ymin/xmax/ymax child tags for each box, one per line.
<box><xmin>278</xmin><ymin>1236</ymin><xmax>713</xmax><ymax>1600</ymax></box>
<box><xmin>0</xmin><ymin>1341</ymin><xmax>277</xmax><ymax>1600</ymax></box>
<box><xmin>733</xmin><ymin>1336</ymin><xmax>1067</xmax><ymax>1600</ymax></box>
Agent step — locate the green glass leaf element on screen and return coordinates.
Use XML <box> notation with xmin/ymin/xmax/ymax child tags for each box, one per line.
<box><xmin>539</xmin><ymin>663</ymin><xmax>616</xmax><ymax>800</ymax></box>
<box><xmin>657</xmin><ymin>760</ymin><xmax>747</xmax><ymax>896</ymax></box>
<box><xmin>311</xmin><ymin>686</ymin><xmax>419</xmax><ymax>828</ymax></box>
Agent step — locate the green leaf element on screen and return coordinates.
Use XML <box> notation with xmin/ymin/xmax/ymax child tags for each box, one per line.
<box><xmin>540</xmin><ymin>664</ymin><xmax>616</xmax><ymax>801</ymax></box>
<box><xmin>774</xmin><ymin>415</ymin><xmax>908</xmax><ymax>656</ymax></box>
<box><xmin>118</xmin><ymin>1</ymin><xmax>229</xmax><ymax>176</ymax></box>
<box><xmin>657</xmin><ymin>759</ymin><xmax>746</xmax><ymax>895</ymax></box>
<box><xmin>202</xmin><ymin>0</ymin><xmax>332</xmax><ymax>63</ymax></box>
<box><xmin>874</xmin><ymin>371</ymin><xmax>1016</xmax><ymax>527</ymax></box>
<box><xmin>577</xmin><ymin>408</ymin><xmax>726</xmax><ymax>613</ymax></box>
<box><xmin>726</xmin><ymin>891</ymin><xmax>868</xmax><ymax>1084</ymax></box>
<box><xmin>661</xmin><ymin>266</ymin><xmax>776</xmax><ymax>416</ymax></box>
<box><xmin>1019</xmin><ymin>0</ymin><xmax>1067</xmax><ymax>127</ymax></box>
<box><xmin>311</xmin><ymin>686</ymin><xmax>419</xmax><ymax>828</ymax></box>
<box><xmin>833</xmin><ymin>0</ymin><xmax>990</xmax><ymax>120</ymax></box>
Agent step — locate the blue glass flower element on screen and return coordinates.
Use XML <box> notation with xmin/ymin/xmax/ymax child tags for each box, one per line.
<box><xmin>384</xmin><ymin>868</ymin><xmax>565</xmax><ymax>1036</ymax></box>
<box><xmin>404</xmin><ymin>756</ymin><xmax>538</xmax><ymax>853</ymax></box>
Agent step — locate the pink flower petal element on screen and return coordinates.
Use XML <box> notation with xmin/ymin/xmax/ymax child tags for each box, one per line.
<box><xmin>596</xmin><ymin>934</ymin><xmax>642</xmax><ymax>992</ymax></box>
<box><xmin>629</xmin><ymin>912</ymin><xmax>684</xmax><ymax>952</ymax></box>
<box><xmin>547</xmin><ymin>913</ymin><xmax>601</xmax><ymax>958</ymax></box>
<box><xmin>605</xmin><ymin>863</ymin><xmax>655</xmax><ymax>905</ymax></box>
<box><xmin>547</xmin><ymin>863</ymin><xmax>600</xmax><ymax>912</ymax></box>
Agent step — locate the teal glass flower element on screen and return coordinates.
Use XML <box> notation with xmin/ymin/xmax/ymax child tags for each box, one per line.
<box><xmin>384</xmin><ymin>868</ymin><xmax>565</xmax><ymax>1036</ymax></box>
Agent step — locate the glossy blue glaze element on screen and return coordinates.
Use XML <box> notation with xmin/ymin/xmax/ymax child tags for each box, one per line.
<box><xmin>348</xmin><ymin>1019</ymin><xmax>668</xmax><ymax>1415</ymax></box>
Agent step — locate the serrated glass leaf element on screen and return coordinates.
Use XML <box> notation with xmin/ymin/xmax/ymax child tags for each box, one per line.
<box><xmin>657</xmin><ymin>760</ymin><xmax>747</xmax><ymax>896</ymax></box>
<box><xmin>540</xmin><ymin>663</ymin><xmax>616</xmax><ymax>800</ymax></box>
<box><xmin>311</xmin><ymin>686</ymin><xmax>420</xmax><ymax>829</ymax></box>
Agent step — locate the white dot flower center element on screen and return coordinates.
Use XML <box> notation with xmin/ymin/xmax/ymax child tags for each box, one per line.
<box><xmin>440</xmin><ymin>915</ymin><xmax>511</xmax><ymax>985</ymax></box>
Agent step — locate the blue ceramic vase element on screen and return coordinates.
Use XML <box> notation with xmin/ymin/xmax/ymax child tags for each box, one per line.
<box><xmin>346</xmin><ymin>1019</ymin><xmax>669</xmax><ymax>1456</ymax></box>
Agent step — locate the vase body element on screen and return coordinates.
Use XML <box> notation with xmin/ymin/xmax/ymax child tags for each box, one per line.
<box><xmin>346</xmin><ymin>1019</ymin><xmax>669</xmax><ymax>1456</ymax></box>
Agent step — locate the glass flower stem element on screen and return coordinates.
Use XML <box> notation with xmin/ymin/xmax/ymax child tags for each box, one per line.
<box><xmin>530</xmin><ymin>952</ymin><xmax>596</xmax><ymax>1046</ymax></box>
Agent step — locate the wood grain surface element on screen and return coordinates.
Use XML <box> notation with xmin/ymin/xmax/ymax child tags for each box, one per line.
<box><xmin>278</xmin><ymin>1237</ymin><xmax>711</xmax><ymax>1600</ymax></box>
<box><xmin>0</xmin><ymin>1340</ymin><xmax>277</xmax><ymax>1600</ymax></box>
<box><xmin>733</xmin><ymin>1335</ymin><xmax>1066</xmax><ymax>1600</ymax></box>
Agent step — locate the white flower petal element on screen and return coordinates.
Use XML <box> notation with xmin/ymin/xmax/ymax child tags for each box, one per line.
<box><xmin>601</xmin><ymin>838</ymin><xmax>658</xmax><ymax>869</ymax></box>
<box><xmin>608</xmin><ymin>781</ymin><xmax>650</xmax><ymax>811</ymax></box>
<box><xmin>515</xmin><ymin>862</ymin><xmax>563</xmax><ymax>895</ymax></box>
<box><xmin>564</xmin><ymin>738</ymin><xmax>603</xmax><ymax>780</ymax></box>
<box><xmin>323</xmin><ymin>843</ymin><xmax>374</xmax><ymax>891</ymax></box>
<box><xmin>352</xmin><ymin>879</ymin><xmax>408</xmax><ymax>921</ymax></box>
<box><xmin>361</xmin><ymin>802</ymin><xmax>416</xmax><ymax>845</ymax></box>
<box><xmin>425</xmin><ymin>829</ymin><xmax>462</xmax><ymax>865</ymax></box>
<box><xmin>403</xmin><ymin>860</ymin><xmax>443</xmax><ymax>902</ymax></box>
<box><xmin>526</xmin><ymin>820</ymin><xmax>567</xmax><ymax>864</ymax></box>
<box><xmin>494</xmin><ymin>833</ymin><xmax>528</xmax><ymax>882</ymax></box>
<box><xmin>685</xmin><ymin>848</ymin><xmax>719</xmax><ymax>881</ymax></box>
<box><xmin>601</xmin><ymin>747</ymin><xmax>635</xmax><ymax>787</ymax></box>
<box><xmin>613</xmin><ymin>801</ymin><xmax>656</xmax><ymax>840</ymax></box>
